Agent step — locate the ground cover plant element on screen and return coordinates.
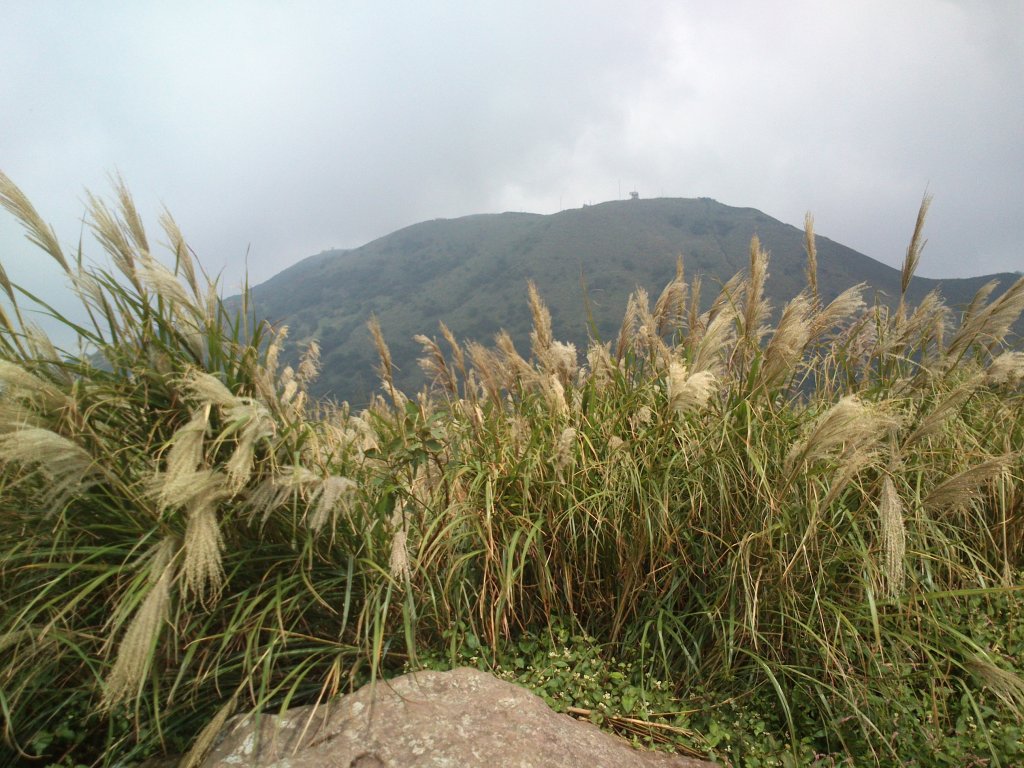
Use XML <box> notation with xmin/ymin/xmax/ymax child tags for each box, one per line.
<box><xmin>1</xmin><ymin>173</ymin><xmax>1022</xmax><ymax>767</ymax></box>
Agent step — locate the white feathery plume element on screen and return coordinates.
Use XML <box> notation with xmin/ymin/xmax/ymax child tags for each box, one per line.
<box><xmin>102</xmin><ymin>537</ymin><xmax>176</xmax><ymax>709</ymax></box>
<box><xmin>878</xmin><ymin>476</ymin><xmax>906</xmax><ymax>598</ymax></box>
<box><xmin>667</xmin><ymin>362</ymin><xmax>718</xmax><ymax>417</ymax></box>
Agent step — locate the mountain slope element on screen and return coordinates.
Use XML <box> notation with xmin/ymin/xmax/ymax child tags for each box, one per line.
<box><xmin>246</xmin><ymin>197</ymin><xmax>1020</xmax><ymax>404</ymax></box>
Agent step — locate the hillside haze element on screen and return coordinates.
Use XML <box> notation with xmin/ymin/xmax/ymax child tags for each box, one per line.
<box><xmin>245</xmin><ymin>197</ymin><xmax>1019</xmax><ymax>404</ymax></box>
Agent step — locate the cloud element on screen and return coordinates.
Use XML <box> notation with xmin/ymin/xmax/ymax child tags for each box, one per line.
<box><xmin>1</xmin><ymin>0</ymin><xmax>1021</xmax><ymax>345</ymax></box>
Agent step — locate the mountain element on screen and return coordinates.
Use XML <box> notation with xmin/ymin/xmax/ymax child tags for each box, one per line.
<box><xmin>243</xmin><ymin>197</ymin><xmax>1020</xmax><ymax>405</ymax></box>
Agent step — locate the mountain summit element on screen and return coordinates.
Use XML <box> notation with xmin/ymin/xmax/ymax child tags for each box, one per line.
<box><xmin>245</xmin><ymin>197</ymin><xmax>1018</xmax><ymax>404</ymax></box>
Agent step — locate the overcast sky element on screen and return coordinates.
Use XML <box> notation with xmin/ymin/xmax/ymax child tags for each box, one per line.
<box><xmin>2</xmin><ymin>0</ymin><xmax>1022</xmax><ymax>330</ymax></box>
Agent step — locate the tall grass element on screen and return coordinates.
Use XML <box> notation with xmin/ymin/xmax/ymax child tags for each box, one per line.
<box><xmin>1</xmin><ymin>174</ymin><xmax>1023</xmax><ymax>766</ymax></box>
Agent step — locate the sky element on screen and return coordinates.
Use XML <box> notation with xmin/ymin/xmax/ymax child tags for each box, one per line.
<box><xmin>2</xmin><ymin>0</ymin><xmax>1022</xmax><ymax>333</ymax></box>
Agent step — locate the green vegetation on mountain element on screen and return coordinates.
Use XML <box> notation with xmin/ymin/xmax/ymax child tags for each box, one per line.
<box><xmin>2</xmin><ymin>175</ymin><xmax>1023</xmax><ymax>767</ymax></box>
<box><xmin>246</xmin><ymin>197</ymin><xmax>1021</xmax><ymax>404</ymax></box>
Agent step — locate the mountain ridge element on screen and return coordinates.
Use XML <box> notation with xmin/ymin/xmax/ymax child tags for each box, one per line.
<box><xmin>242</xmin><ymin>197</ymin><xmax>1020</xmax><ymax>404</ymax></box>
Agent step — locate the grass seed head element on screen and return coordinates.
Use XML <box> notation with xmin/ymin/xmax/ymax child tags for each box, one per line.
<box><xmin>182</xmin><ymin>499</ymin><xmax>225</xmax><ymax>602</ymax></box>
<box><xmin>879</xmin><ymin>476</ymin><xmax>906</xmax><ymax>598</ymax></box>
<box><xmin>102</xmin><ymin>537</ymin><xmax>176</xmax><ymax>710</ymax></box>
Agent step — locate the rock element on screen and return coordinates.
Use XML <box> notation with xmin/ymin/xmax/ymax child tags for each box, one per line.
<box><xmin>197</xmin><ymin>667</ymin><xmax>716</xmax><ymax>768</ymax></box>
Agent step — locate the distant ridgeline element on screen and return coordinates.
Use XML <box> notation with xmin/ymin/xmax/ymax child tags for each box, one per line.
<box><xmin>237</xmin><ymin>198</ymin><xmax>1021</xmax><ymax>406</ymax></box>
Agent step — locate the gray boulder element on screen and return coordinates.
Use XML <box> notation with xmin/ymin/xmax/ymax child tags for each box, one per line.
<box><xmin>196</xmin><ymin>667</ymin><xmax>716</xmax><ymax>768</ymax></box>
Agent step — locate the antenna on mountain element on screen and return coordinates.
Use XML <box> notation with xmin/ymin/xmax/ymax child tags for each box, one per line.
<box><xmin>629</xmin><ymin>190</ymin><xmax>639</xmax><ymax>201</ymax></box>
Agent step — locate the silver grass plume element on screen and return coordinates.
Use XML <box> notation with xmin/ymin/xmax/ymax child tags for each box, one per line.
<box><xmin>987</xmin><ymin>351</ymin><xmax>1024</xmax><ymax>386</ymax></box>
<box><xmin>924</xmin><ymin>457</ymin><xmax>1009</xmax><ymax>514</ymax></box>
<box><xmin>182</xmin><ymin>369</ymin><xmax>275</xmax><ymax>491</ymax></box>
<box><xmin>686</xmin><ymin>275</ymin><xmax>704</xmax><ymax>344</ymax></box>
<box><xmin>102</xmin><ymin>537</ymin><xmax>176</xmax><ymax>710</ymax></box>
<box><xmin>137</xmin><ymin>251</ymin><xmax>194</xmax><ymax>309</ymax></box>
<box><xmin>543</xmin><ymin>374</ymin><xmax>569</xmax><ymax>418</ymax></box>
<box><xmin>86</xmin><ymin>192</ymin><xmax>142</xmax><ymax>294</ymax></box>
<box><xmin>149</xmin><ymin>465</ymin><xmax>228</xmax><ymax>600</ymax></box>
<box><xmin>742</xmin><ymin>237</ymin><xmax>771</xmax><ymax>348</ymax></box>
<box><xmin>653</xmin><ymin>256</ymin><xmax>687</xmax><ymax>336</ymax></box>
<box><xmin>804</xmin><ymin>212</ymin><xmax>818</xmax><ymax>304</ymax></box>
<box><xmin>691</xmin><ymin>305</ymin><xmax>737</xmax><ymax>376</ymax></box>
<box><xmin>415</xmin><ymin>333</ymin><xmax>457</xmax><ymax>396</ymax></box>
<box><xmin>0</xmin><ymin>360</ymin><xmax>67</xmax><ymax>413</ymax></box>
<box><xmin>389</xmin><ymin>501</ymin><xmax>411</xmax><ymax>583</ymax></box>
<box><xmin>785</xmin><ymin>396</ymin><xmax>900</xmax><ymax>477</ymax></box>
<box><xmin>586</xmin><ymin>341</ymin><xmax>615</xmax><ymax>390</ymax></box>
<box><xmin>367</xmin><ymin>314</ymin><xmax>396</xmax><ymax>398</ymax></box>
<box><xmin>310</xmin><ymin>475</ymin><xmax>358</xmax><ymax>532</ymax></box>
<box><xmin>541</xmin><ymin>340</ymin><xmax>578</xmax><ymax>385</ymax></box>
<box><xmin>707</xmin><ymin>271</ymin><xmax>746</xmax><ymax>325</ymax></box>
<box><xmin>760</xmin><ymin>293</ymin><xmax>813</xmax><ymax>387</ymax></box>
<box><xmin>183</xmin><ymin>369</ymin><xmax>236</xmax><ymax>408</ymax></box>
<box><xmin>960</xmin><ymin>280</ymin><xmax>999</xmax><ymax>329</ymax></box>
<box><xmin>898</xmin><ymin>193</ymin><xmax>932</xmax><ymax>320</ymax></box>
<box><xmin>22</xmin><ymin>322</ymin><xmax>62</xmax><ymax>366</ymax></box>
<box><xmin>0</xmin><ymin>427</ymin><xmax>101</xmax><ymax>513</ymax></box>
<box><xmin>966</xmin><ymin>656</ymin><xmax>1024</xmax><ymax>718</ymax></box>
<box><xmin>0</xmin><ymin>171</ymin><xmax>70</xmax><ymax>273</ymax></box>
<box><xmin>296</xmin><ymin>341</ymin><xmax>321</xmax><ymax>386</ymax></box>
<box><xmin>878</xmin><ymin>476</ymin><xmax>906</xmax><ymax>598</ymax></box>
<box><xmin>182</xmin><ymin>495</ymin><xmax>226</xmax><ymax>602</ymax></box>
<box><xmin>667</xmin><ymin>361</ymin><xmax>718</xmax><ymax>417</ymax></box>
<box><xmin>895</xmin><ymin>289</ymin><xmax>949</xmax><ymax>352</ymax></box>
<box><xmin>903</xmin><ymin>379</ymin><xmax>980</xmax><ymax>448</ymax></box>
<box><xmin>554</xmin><ymin>426</ymin><xmax>577</xmax><ymax>478</ymax></box>
<box><xmin>153</xmin><ymin>406</ymin><xmax>210</xmax><ymax>513</ymax></box>
<box><xmin>467</xmin><ymin>341</ymin><xmax>504</xmax><ymax>404</ymax></box>
<box><xmin>527</xmin><ymin>280</ymin><xmax>554</xmax><ymax>362</ymax></box>
<box><xmin>947</xmin><ymin>276</ymin><xmax>1024</xmax><ymax>363</ymax></box>
<box><xmin>158</xmin><ymin>208</ymin><xmax>201</xmax><ymax>300</ymax></box>
<box><xmin>809</xmin><ymin>285</ymin><xmax>866</xmax><ymax>338</ymax></box>
<box><xmin>615</xmin><ymin>290</ymin><xmax>643</xmax><ymax>361</ymax></box>
<box><xmin>495</xmin><ymin>330</ymin><xmax>536</xmax><ymax>389</ymax></box>
<box><xmin>222</xmin><ymin>399</ymin><xmax>276</xmax><ymax>492</ymax></box>
<box><xmin>181</xmin><ymin>694</ymin><xmax>239</xmax><ymax>768</ymax></box>
<box><xmin>254</xmin><ymin>325</ymin><xmax>289</xmax><ymax>403</ymax></box>
<box><xmin>439</xmin><ymin>322</ymin><xmax>468</xmax><ymax>383</ymax></box>
<box><xmin>113</xmin><ymin>171</ymin><xmax>149</xmax><ymax>254</ymax></box>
